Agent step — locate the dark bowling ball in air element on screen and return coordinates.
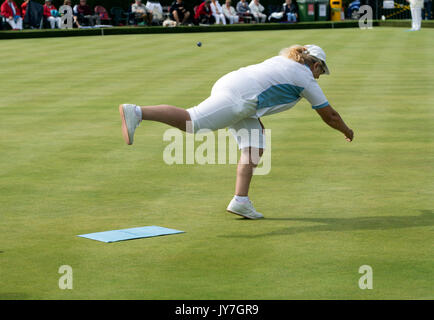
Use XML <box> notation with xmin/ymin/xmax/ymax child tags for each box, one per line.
<box><xmin>197</xmin><ymin>42</ymin><xmax>202</xmax><ymax>47</ymax></box>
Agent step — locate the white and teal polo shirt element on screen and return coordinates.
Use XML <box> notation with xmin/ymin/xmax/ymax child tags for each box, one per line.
<box><xmin>231</xmin><ymin>55</ymin><xmax>329</xmax><ymax>118</ymax></box>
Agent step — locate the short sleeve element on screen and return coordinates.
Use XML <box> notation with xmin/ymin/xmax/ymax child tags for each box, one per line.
<box><xmin>300</xmin><ymin>80</ymin><xmax>329</xmax><ymax>109</ymax></box>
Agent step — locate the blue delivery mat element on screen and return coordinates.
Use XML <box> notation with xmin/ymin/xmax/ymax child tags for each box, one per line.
<box><xmin>78</xmin><ymin>226</ymin><xmax>184</xmax><ymax>243</ymax></box>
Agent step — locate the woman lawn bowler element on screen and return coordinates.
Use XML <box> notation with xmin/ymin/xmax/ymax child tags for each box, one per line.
<box><xmin>119</xmin><ymin>44</ymin><xmax>354</xmax><ymax>219</ymax></box>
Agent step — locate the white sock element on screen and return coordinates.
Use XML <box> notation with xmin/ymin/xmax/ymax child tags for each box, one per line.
<box><xmin>234</xmin><ymin>195</ymin><xmax>249</xmax><ymax>203</ymax></box>
<box><xmin>134</xmin><ymin>106</ymin><xmax>142</xmax><ymax>121</ymax></box>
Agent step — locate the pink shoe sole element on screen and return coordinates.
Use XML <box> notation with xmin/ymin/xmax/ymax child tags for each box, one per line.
<box><xmin>119</xmin><ymin>104</ymin><xmax>132</xmax><ymax>145</ymax></box>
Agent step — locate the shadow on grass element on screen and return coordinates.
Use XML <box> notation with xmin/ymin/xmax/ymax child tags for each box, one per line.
<box><xmin>223</xmin><ymin>210</ymin><xmax>433</xmax><ymax>238</ymax></box>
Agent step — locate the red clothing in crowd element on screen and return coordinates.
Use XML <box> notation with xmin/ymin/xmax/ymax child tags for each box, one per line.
<box><xmin>194</xmin><ymin>2</ymin><xmax>211</xmax><ymax>20</ymax></box>
<box><xmin>1</xmin><ymin>0</ymin><xmax>21</xmax><ymax>18</ymax></box>
<box><xmin>43</xmin><ymin>3</ymin><xmax>57</xmax><ymax>17</ymax></box>
<box><xmin>76</xmin><ymin>4</ymin><xmax>92</xmax><ymax>16</ymax></box>
<box><xmin>21</xmin><ymin>1</ymin><xmax>27</xmax><ymax>17</ymax></box>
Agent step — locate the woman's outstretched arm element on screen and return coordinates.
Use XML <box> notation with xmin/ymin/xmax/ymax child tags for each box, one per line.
<box><xmin>315</xmin><ymin>105</ymin><xmax>354</xmax><ymax>142</ymax></box>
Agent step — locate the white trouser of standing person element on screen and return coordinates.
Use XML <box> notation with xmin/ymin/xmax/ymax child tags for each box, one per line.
<box><xmin>411</xmin><ymin>6</ymin><xmax>422</xmax><ymax>30</ymax></box>
<box><xmin>225</xmin><ymin>14</ymin><xmax>239</xmax><ymax>24</ymax></box>
<box><xmin>213</xmin><ymin>13</ymin><xmax>226</xmax><ymax>24</ymax></box>
<box><xmin>409</xmin><ymin>0</ymin><xmax>423</xmax><ymax>30</ymax></box>
<box><xmin>47</xmin><ymin>16</ymin><xmax>62</xmax><ymax>28</ymax></box>
<box><xmin>7</xmin><ymin>16</ymin><xmax>23</xmax><ymax>29</ymax></box>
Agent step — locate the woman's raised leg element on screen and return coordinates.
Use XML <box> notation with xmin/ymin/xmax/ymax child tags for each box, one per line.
<box><xmin>119</xmin><ymin>103</ymin><xmax>191</xmax><ymax>145</ymax></box>
<box><xmin>139</xmin><ymin>104</ymin><xmax>191</xmax><ymax>131</ymax></box>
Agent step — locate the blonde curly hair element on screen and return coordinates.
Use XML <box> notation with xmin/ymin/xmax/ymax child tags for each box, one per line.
<box><xmin>280</xmin><ymin>45</ymin><xmax>321</xmax><ymax>66</ymax></box>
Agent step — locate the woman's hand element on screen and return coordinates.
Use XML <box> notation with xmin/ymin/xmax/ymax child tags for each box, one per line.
<box><xmin>345</xmin><ymin>129</ymin><xmax>354</xmax><ymax>142</ymax></box>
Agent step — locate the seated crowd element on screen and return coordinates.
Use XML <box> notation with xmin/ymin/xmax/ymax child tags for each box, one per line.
<box><xmin>0</xmin><ymin>0</ymin><xmax>101</xmax><ymax>29</ymax></box>
<box><xmin>0</xmin><ymin>0</ymin><xmax>299</xmax><ymax>30</ymax></box>
<box><xmin>174</xmin><ymin>0</ymin><xmax>299</xmax><ymax>26</ymax></box>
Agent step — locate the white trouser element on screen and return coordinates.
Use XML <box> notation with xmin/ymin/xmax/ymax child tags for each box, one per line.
<box><xmin>186</xmin><ymin>72</ymin><xmax>266</xmax><ymax>149</ymax></box>
<box><xmin>410</xmin><ymin>6</ymin><xmax>422</xmax><ymax>30</ymax></box>
<box><xmin>186</xmin><ymin>94</ymin><xmax>265</xmax><ymax>149</ymax></box>
<box><xmin>213</xmin><ymin>13</ymin><xmax>226</xmax><ymax>24</ymax></box>
<box><xmin>6</xmin><ymin>17</ymin><xmax>23</xmax><ymax>30</ymax></box>
<box><xmin>47</xmin><ymin>16</ymin><xmax>62</xmax><ymax>29</ymax></box>
<box><xmin>252</xmin><ymin>12</ymin><xmax>266</xmax><ymax>23</ymax></box>
<box><xmin>225</xmin><ymin>14</ymin><xmax>239</xmax><ymax>24</ymax></box>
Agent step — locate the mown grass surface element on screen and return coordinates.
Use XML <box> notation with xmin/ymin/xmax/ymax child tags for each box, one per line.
<box><xmin>0</xmin><ymin>27</ymin><xmax>433</xmax><ymax>299</ymax></box>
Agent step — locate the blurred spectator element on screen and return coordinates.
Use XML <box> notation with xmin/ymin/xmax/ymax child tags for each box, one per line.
<box><xmin>146</xmin><ymin>1</ymin><xmax>163</xmax><ymax>24</ymax></box>
<box><xmin>43</xmin><ymin>0</ymin><xmax>61</xmax><ymax>28</ymax></box>
<box><xmin>222</xmin><ymin>0</ymin><xmax>239</xmax><ymax>24</ymax></box>
<box><xmin>194</xmin><ymin>0</ymin><xmax>214</xmax><ymax>25</ymax></box>
<box><xmin>423</xmin><ymin>0</ymin><xmax>432</xmax><ymax>19</ymax></box>
<box><xmin>74</xmin><ymin>0</ymin><xmax>100</xmax><ymax>26</ymax></box>
<box><xmin>283</xmin><ymin>0</ymin><xmax>298</xmax><ymax>22</ymax></box>
<box><xmin>236</xmin><ymin>0</ymin><xmax>253</xmax><ymax>22</ymax></box>
<box><xmin>1</xmin><ymin>0</ymin><xmax>22</xmax><ymax>29</ymax></box>
<box><xmin>21</xmin><ymin>0</ymin><xmax>29</xmax><ymax>18</ymax></box>
<box><xmin>61</xmin><ymin>0</ymin><xmax>80</xmax><ymax>28</ymax></box>
<box><xmin>22</xmin><ymin>0</ymin><xmax>44</xmax><ymax>28</ymax></box>
<box><xmin>170</xmin><ymin>0</ymin><xmax>190</xmax><ymax>25</ymax></box>
<box><xmin>132</xmin><ymin>0</ymin><xmax>153</xmax><ymax>25</ymax></box>
<box><xmin>249</xmin><ymin>0</ymin><xmax>266</xmax><ymax>23</ymax></box>
<box><xmin>62</xmin><ymin>0</ymin><xmax>71</xmax><ymax>8</ymax></box>
<box><xmin>210</xmin><ymin>0</ymin><xmax>226</xmax><ymax>24</ymax></box>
